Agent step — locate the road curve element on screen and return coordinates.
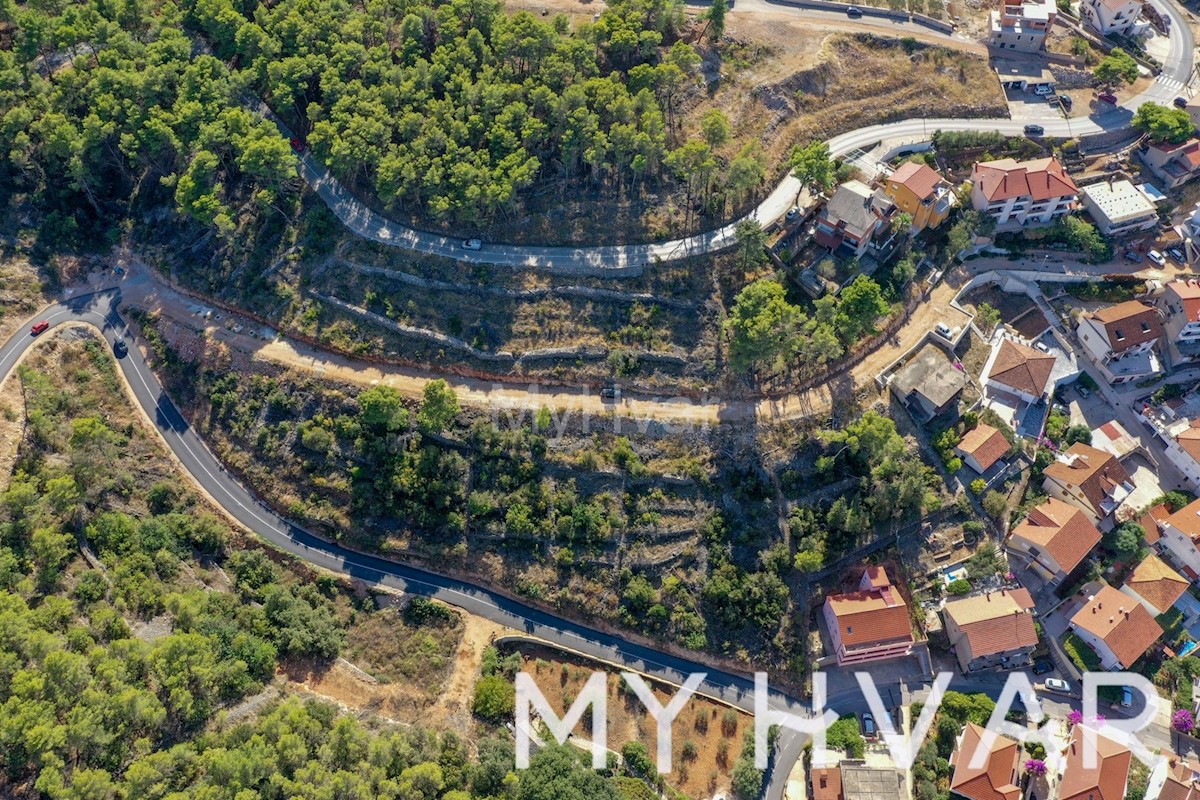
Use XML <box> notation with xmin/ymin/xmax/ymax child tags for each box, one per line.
<box><xmin>289</xmin><ymin>0</ymin><xmax>1193</xmax><ymax>274</ymax></box>
<box><xmin>0</xmin><ymin>290</ymin><xmax>818</xmax><ymax>795</ymax></box>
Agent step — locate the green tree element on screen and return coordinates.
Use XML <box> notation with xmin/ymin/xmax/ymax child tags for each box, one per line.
<box><xmin>1094</xmin><ymin>47</ymin><xmax>1139</xmax><ymax>86</ymax></box>
<box><xmin>706</xmin><ymin>0</ymin><xmax>727</xmax><ymax>40</ymax></box>
<box><xmin>835</xmin><ymin>276</ymin><xmax>890</xmax><ymax>343</ymax></box>
<box><xmin>700</xmin><ymin>108</ymin><xmax>731</xmax><ymax>149</ymax></box>
<box><xmin>725</xmin><ymin>279</ymin><xmax>802</xmax><ymax>373</ymax></box>
<box><xmin>975</xmin><ymin>302</ymin><xmax>1001</xmax><ymax>334</ymax></box>
<box><xmin>1133</xmin><ymin>102</ymin><xmax>1196</xmax><ymax>144</ymax></box>
<box><xmin>419</xmin><ymin>379</ymin><xmax>460</xmax><ymax>434</ymax></box>
<box><xmin>1106</xmin><ymin>521</ymin><xmax>1144</xmax><ymax>562</ymax></box>
<box><xmin>789</xmin><ymin>141</ymin><xmax>835</xmax><ymax>197</ymax></box>
<box><xmin>472</xmin><ymin>674</ymin><xmax>516</xmax><ymax>721</ymax></box>
<box><xmin>735</xmin><ymin>219</ymin><xmax>768</xmax><ymax>269</ymax></box>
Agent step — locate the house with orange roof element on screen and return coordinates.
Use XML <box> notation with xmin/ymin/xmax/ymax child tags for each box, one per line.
<box><xmin>883</xmin><ymin>161</ymin><xmax>955</xmax><ymax>232</ymax></box>
<box><xmin>1159</xmin><ymin>497</ymin><xmax>1200</xmax><ymax>578</ymax></box>
<box><xmin>1077</xmin><ymin>300</ymin><xmax>1163</xmax><ymax>385</ymax></box>
<box><xmin>969</xmin><ymin>156</ymin><xmax>1077</xmax><ymax>226</ymax></box>
<box><xmin>1069</xmin><ymin>584</ymin><xmax>1163</xmax><ymax>669</ymax></box>
<box><xmin>980</xmin><ymin>336</ymin><xmax>1057</xmax><ymax>406</ymax></box>
<box><xmin>948</xmin><ymin>723</ymin><xmax>1021</xmax><ymax>800</ymax></box>
<box><xmin>1139</xmin><ymin>503</ymin><xmax>1170</xmax><ymax>546</ymax></box>
<box><xmin>1058</xmin><ymin>726</ymin><xmax>1132</xmax><ymax>800</ymax></box>
<box><xmin>1157</xmin><ymin>752</ymin><xmax>1200</xmax><ymax>800</ymax></box>
<box><xmin>821</xmin><ymin>567</ymin><xmax>915</xmax><ymax>666</ymax></box>
<box><xmin>1142</xmin><ymin>139</ymin><xmax>1200</xmax><ymax>190</ymax></box>
<box><xmin>1007</xmin><ymin>497</ymin><xmax>1101</xmax><ymax>584</ymax></box>
<box><xmin>954</xmin><ymin>423</ymin><xmax>1012</xmax><ymax>475</ymax></box>
<box><xmin>942</xmin><ymin>588</ymin><xmax>1039</xmax><ymax>673</ymax></box>
<box><xmin>1159</xmin><ymin>279</ymin><xmax>1200</xmax><ymax>368</ymax></box>
<box><xmin>1121</xmin><ymin>553</ymin><xmax>1189</xmax><ymax>616</ymax></box>
<box><xmin>1080</xmin><ymin>0</ymin><xmax>1149</xmax><ymax>37</ymax></box>
<box><xmin>1042</xmin><ymin>442</ymin><xmax>1134</xmax><ymax>527</ymax></box>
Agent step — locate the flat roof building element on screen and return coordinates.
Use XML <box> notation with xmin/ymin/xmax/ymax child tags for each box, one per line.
<box><xmin>1080</xmin><ymin>179</ymin><xmax>1159</xmax><ymax>236</ymax></box>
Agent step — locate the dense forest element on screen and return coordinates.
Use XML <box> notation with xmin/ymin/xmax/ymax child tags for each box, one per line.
<box><xmin>0</xmin><ymin>332</ymin><xmax>662</xmax><ymax>799</ymax></box>
<box><xmin>0</xmin><ymin>0</ymin><xmax>732</xmax><ymax>247</ymax></box>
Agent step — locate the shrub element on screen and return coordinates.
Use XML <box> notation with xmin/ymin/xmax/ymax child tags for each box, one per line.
<box><xmin>947</xmin><ymin>579</ymin><xmax>971</xmax><ymax>596</ymax></box>
<box><xmin>472</xmin><ymin>675</ymin><xmax>515</xmax><ymax>722</ymax></box>
<box><xmin>970</xmin><ymin>478</ymin><xmax>986</xmax><ymax>495</ymax></box>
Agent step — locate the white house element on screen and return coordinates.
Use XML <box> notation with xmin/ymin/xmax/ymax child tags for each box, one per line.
<box><xmin>1077</xmin><ymin>300</ymin><xmax>1163</xmax><ymax>385</ymax></box>
<box><xmin>1069</xmin><ymin>584</ymin><xmax>1163</xmax><ymax>670</ymax></box>
<box><xmin>970</xmin><ymin>157</ymin><xmax>1078</xmax><ymax>226</ymax></box>
<box><xmin>1159</xmin><ymin>497</ymin><xmax>1200</xmax><ymax>578</ymax></box>
<box><xmin>1079</xmin><ymin>179</ymin><xmax>1159</xmax><ymax>237</ymax></box>
<box><xmin>990</xmin><ymin>0</ymin><xmax>1057</xmax><ymax>52</ymax></box>
<box><xmin>1080</xmin><ymin>0</ymin><xmax>1150</xmax><ymax>36</ymax></box>
<box><xmin>1158</xmin><ymin>279</ymin><xmax>1200</xmax><ymax>367</ymax></box>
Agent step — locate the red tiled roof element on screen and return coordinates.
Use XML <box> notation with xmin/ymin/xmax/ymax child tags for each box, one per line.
<box><xmin>1124</xmin><ymin>554</ymin><xmax>1188</xmax><ymax>613</ymax></box>
<box><xmin>888</xmin><ymin>161</ymin><xmax>945</xmax><ymax>201</ymax></box>
<box><xmin>1010</xmin><ymin>498</ymin><xmax>1101</xmax><ymax>574</ymax></box>
<box><xmin>956</xmin><ymin>423</ymin><xmax>1011</xmax><ymax>473</ymax></box>
<box><xmin>1042</xmin><ymin>443</ymin><xmax>1131</xmax><ymax>517</ymax></box>
<box><xmin>1167</xmin><ymin>280</ymin><xmax>1200</xmax><ymax>325</ymax></box>
<box><xmin>1060</xmin><ymin>726</ymin><xmax>1132</xmax><ymax>800</ymax></box>
<box><xmin>973</xmin><ymin>157</ymin><xmax>1078</xmax><ymax>203</ymax></box>
<box><xmin>1070</xmin><ymin>584</ymin><xmax>1164</xmax><ymax>668</ymax></box>
<box><xmin>1089</xmin><ymin>301</ymin><xmax>1162</xmax><ymax>354</ymax></box>
<box><xmin>811</xmin><ymin>766</ymin><xmax>844</xmax><ymax>800</ymax></box>
<box><xmin>986</xmin><ymin>339</ymin><xmax>1056</xmax><ymax>397</ymax></box>
<box><xmin>1164</xmin><ymin>496</ymin><xmax>1200</xmax><ymax>539</ymax></box>
<box><xmin>826</xmin><ymin>571</ymin><xmax>914</xmax><ymax>650</ymax></box>
<box><xmin>944</xmin><ymin>589</ymin><xmax>1038</xmax><ymax>660</ymax></box>
<box><xmin>949</xmin><ymin>723</ymin><xmax>1021</xmax><ymax>800</ymax></box>
<box><xmin>1140</xmin><ymin>503</ymin><xmax>1170</xmax><ymax>545</ymax></box>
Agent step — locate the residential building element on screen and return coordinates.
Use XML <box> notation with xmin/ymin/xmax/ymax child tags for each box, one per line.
<box><xmin>1007</xmin><ymin>498</ymin><xmax>1102</xmax><ymax>584</ymax></box>
<box><xmin>970</xmin><ymin>157</ymin><xmax>1077</xmax><ymax>226</ymax></box>
<box><xmin>989</xmin><ymin>0</ymin><xmax>1057</xmax><ymax>51</ymax></box>
<box><xmin>814</xmin><ymin>180</ymin><xmax>898</xmax><ymax>259</ymax></box>
<box><xmin>1042</xmin><ymin>442</ymin><xmax>1134</xmax><ymax>525</ymax></box>
<box><xmin>1157</xmin><ymin>753</ymin><xmax>1200</xmax><ymax>800</ymax></box>
<box><xmin>1077</xmin><ymin>300</ymin><xmax>1163</xmax><ymax>384</ymax></box>
<box><xmin>980</xmin><ymin>337</ymin><xmax>1056</xmax><ymax>404</ymax></box>
<box><xmin>1068</xmin><ymin>584</ymin><xmax>1163</xmax><ymax>670</ymax></box>
<box><xmin>890</xmin><ymin>345</ymin><xmax>968</xmax><ymax>422</ymax></box>
<box><xmin>1080</xmin><ymin>0</ymin><xmax>1150</xmax><ymax>36</ymax></box>
<box><xmin>1159</xmin><ymin>497</ymin><xmax>1200</xmax><ymax>578</ymax></box>
<box><xmin>954</xmin><ymin>423</ymin><xmax>1011</xmax><ymax>475</ymax></box>
<box><xmin>1089</xmin><ymin>420</ymin><xmax>1141</xmax><ymax>461</ymax></box>
<box><xmin>1079</xmin><ymin>179</ymin><xmax>1159</xmax><ymax>236</ymax></box>
<box><xmin>1140</xmin><ymin>394</ymin><xmax>1200</xmax><ymax>491</ymax></box>
<box><xmin>1121</xmin><ymin>553</ymin><xmax>1189</xmax><ymax>616</ymax></box>
<box><xmin>1141</xmin><ymin>139</ymin><xmax>1200</xmax><ymax>190</ymax></box>
<box><xmin>883</xmin><ymin>161</ymin><xmax>955</xmax><ymax>232</ymax></box>
<box><xmin>948</xmin><ymin>723</ymin><xmax>1021</xmax><ymax>800</ymax></box>
<box><xmin>1158</xmin><ymin>279</ymin><xmax>1200</xmax><ymax>367</ymax></box>
<box><xmin>1059</xmin><ymin>726</ymin><xmax>1132</xmax><ymax>800</ymax></box>
<box><xmin>822</xmin><ymin>566</ymin><xmax>915</xmax><ymax>666</ymax></box>
<box><xmin>942</xmin><ymin>588</ymin><xmax>1038</xmax><ymax>673</ymax></box>
<box><xmin>812</xmin><ymin>761</ymin><xmax>907</xmax><ymax>800</ymax></box>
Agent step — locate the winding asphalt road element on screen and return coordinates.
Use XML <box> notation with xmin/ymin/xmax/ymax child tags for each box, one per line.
<box><xmin>0</xmin><ymin>290</ymin><xmax>824</xmax><ymax>794</ymax></box>
<box><xmin>290</xmin><ymin>0</ymin><xmax>1194</xmax><ymax>274</ymax></box>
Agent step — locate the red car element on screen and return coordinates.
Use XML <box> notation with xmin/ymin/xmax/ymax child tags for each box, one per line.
<box><xmin>1097</xmin><ymin>92</ymin><xmax>1118</xmax><ymax>105</ymax></box>
<box><xmin>30</xmin><ymin>320</ymin><xmax>49</xmax><ymax>335</ymax></box>
<box><xmin>289</xmin><ymin>137</ymin><xmax>307</xmax><ymax>154</ymax></box>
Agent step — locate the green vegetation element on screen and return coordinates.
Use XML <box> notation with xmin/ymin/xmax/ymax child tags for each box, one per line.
<box><xmin>1063</xmin><ymin>631</ymin><xmax>1103</xmax><ymax>672</ymax></box>
<box><xmin>975</xmin><ymin>302</ymin><xmax>1001</xmax><ymax>335</ymax></box>
<box><xmin>826</xmin><ymin>715</ymin><xmax>866</xmax><ymax>758</ymax></box>
<box><xmin>725</xmin><ymin>276</ymin><xmax>891</xmax><ymax>375</ymax></box>
<box><xmin>789</xmin><ymin>141</ymin><xmax>836</xmax><ymax>195</ymax></box>
<box><xmin>946</xmin><ymin>578</ymin><xmax>971</xmax><ymax>595</ymax></box>
<box><xmin>1133</xmin><ymin>102</ymin><xmax>1196</xmax><ymax>144</ymax></box>
<box><xmin>1020</xmin><ymin>216</ymin><xmax>1112</xmax><ymax>262</ymax></box>
<box><xmin>1104</xmin><ymin>520</ymin><xmax>1146</xmax><ymax>564</ymax></box>
<box><xmin>1094</xmin><ymin>47</ymin><xmax>1140</xmax><ymax>86</ymax></box>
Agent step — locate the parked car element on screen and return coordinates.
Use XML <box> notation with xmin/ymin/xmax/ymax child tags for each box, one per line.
<box><xmin>1124</xmin><ymin>249</ymin><xmax>1144</xmax><ymax>263</ymax></box>
<box><xmin>1097</xmin><ymin>92</ymin><xmax>1119</xmax><ymax>105</ymax></box>
<box><xmin>1175</xmin><ymin>96</ymin><xmax>1189</xmax><ymax>109</ymax></box>
<box><xmin>786</xmin><ymin>206</ymin><xmax>799</xmax><ymax>221</ymax></box>
<box><xmin>1033</xmin><ymin>659</ymin><xmax>1054</xmax><ymax>675</ymax></box>
<box><xmin>112</xmin><ymin>338</ymin><xmax>128</xmax><ymax>358</ymax></box>
<box><xmin>861</xmin><ymin>712</ymin><xmax>876</xmax><ymax>739</ymax></box>
<box><xmin>935</xmin><ymin>322</ymin><xmax>953</xmax><ymax>339</ymax></box>
<box><xmin>1077</xmin><ymin>384</ymin><xmax>1092</xmax><ymax>398</ymax></box>
<box><xmin>1033</xmin><ymin>84</ymin><xmax>1054</xmax><ymax>96</ymax></box>
<box><xmin>30</xmin><ymin>320</ymin><xmax>49</xmax><ymax>336</ymax></box>
<box><xmin>599</xmin><ymin>384</ymin><xmax>621</xmax><ymax>402</ymax></box>
<box><xmin>461</xmin><ymin>238</ymin><xmax>483</xmax><ymax>251</ymax></box>
<box><xmin>289</xmin><ymin>137</ymin><xmax>306</xmax><ymax>153</ymax></box>
<box><xmin>1023</xmin><ymin>124</ymin><xmax>1045</xmax><ymax>136</ymax></box>
<box><xmin>1169</xmin><ymin>247</ymin><xmax>1186</xmax><ymax>262</ymax></box>
<box><xmin>1045</xmin><ymin>678</ymin><xmax>1071</xmax><ymax>694</ymax></box>
<box><xmin>1121</xmin><ymin>686</ymin><xmax>1134</xmax><ymax>707</ymax></box>
<box><xmin>1148</xmin><ymin>249</ymin><xmax>1166</xmax><ymax>266</ymax></box>
<box><xmin>846</xmin><ymin>4</ymin><xmax>862</xmax><ymax>15</ymax></box>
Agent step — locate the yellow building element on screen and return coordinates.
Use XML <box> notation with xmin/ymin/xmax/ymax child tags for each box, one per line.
<box><xmin>883</xmin><ymin>161</ymin><xmax>955</xmax><ymax>232</ymax></box>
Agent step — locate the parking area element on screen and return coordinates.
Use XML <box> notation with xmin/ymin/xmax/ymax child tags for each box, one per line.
<box><xmin>1005</xmin><ymin>89</ymin><xmax>1063</xmax><ymax>122</ymax></box>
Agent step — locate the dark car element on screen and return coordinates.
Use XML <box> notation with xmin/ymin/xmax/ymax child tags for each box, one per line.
<box><xmin>289</xmin><ymin>137</ymin><xmax>306</xmax><ymax>153</ymax></box>
<box><xmin>1175</xmin><ymin>96</ymin><xmax>1189</xmax><ymax>109</ymax></box>
<box><xmin>1124</xmin><ymin>249</ymin><xmax>1144</xmax><ymax>263</ymax></box>
<box><xmin>846</xmin><ymin>4</ymin><xmax>862</xmax><ymax>15</ymax></box>
<box><xmin>1033</xmin><ymin>659</ymin><xmax>1054</xmax><ymax>675</ymax></box>
<box><xmin>1058</xmin><ymin>94</ymin><xmax>1073</xmax><ymax>109</ymax></box>
<box><xmin>30</xmin><ymin>320</ymin><xmax>49</xmax><ymax>336</ymax></box>
<box><xmin>1169</xmin><ymin>247</ymin><xmax>1186</xmax><ymax>262</ymax></box>
<box><xmin>599</xmin><ymin>385</ymin><xmax>621</xmax><ymax>402</ymax></box>
<box><xmin>112</xmin><ymin>339</ymin><xmax>128</xmax><ymax>358</ymax></box>
<box><xmin>1098</xmin><ymin>92</ymin><xmax>1118</xmax><ymax>105</ymax></box>
<box><xmin>1023</xmin><ymin>124</ymin><xmax>1044</xmax><ymax>136</ymax></box>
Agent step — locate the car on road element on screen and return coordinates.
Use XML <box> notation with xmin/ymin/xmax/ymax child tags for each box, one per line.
<box><xmin>846</xmin><ymin>4</ymin><xmax>862</xmax><ymax>15</ymax></box>
<box><xmin>1124</xmin><ymin>249</ymin><xmax>1144</xmax><ymax>263</ymax></box>
<box><xmin>1077</xmin><ymin>384</ymin><xmax>1091</xmax><ymax>398</ymax></box>
<box><xmin>1045</xmin><ymin>678</ymin><xmax>1071</xmax><ymax>694</ymax></box>
<box><xmin>289</xmin><ymin>137</ymin><xmax>306</xmax><ymax>154</ymax></box>
<box><xmin>461</xmin><ymin>238</ymin><xmax>482</xmax><ymax>251</ymax></box>
<box><xmin>1148</xmin><ymin>249</ymin><xmax>1166</xmax><ymax>266</ymax></box>
<box><xmin>112</xmin><ymin>339</ymin><xmax>128</xmax><ymax>358</ymax></box>
<box><xmin>30</xmin><ymin>320</ymin><xmax>49</xmax><ymax>336</ymax></box>
<box><xmin>1033</xmin><ymin>659</ymin><xmax>1054</xmax><ymax>675</ymax></box>
<box><xmin>1058</xmin><ymin>94</ymin><xmax>1073</xmax><ymax>109</ymax></box>
<box><xmin>1121</xmin><ymin>686</ymin><xmax>1134</xmax><ymax>707</ymax></box>
<box><xmin>1176</xmin><ymin>96</ymin><xmax>1190</xmax><ymax>109</ymax></box>
<box><xmin>599</xmin><ymin>384</ymin><xmax>621</xmax><ymax>402</ymax></box>
<box><xmin>1169</xmin><ymin>247</ymin><xmax>1186</xmax><ymax>262</ymax></box>
<box><xmin>1097</xmin><ymin>92</ymin><xmax>1118</xmax><ymax>105</ymax></box>
<box><xmin>861</xmin><ymin>712</ymin><xmax>876</xmax><ymax>739</ymax></box>
<box><xmin>1023</xmin><ymin>124</ymin><xmax>1045</xmax><ymax>137</ymax></box>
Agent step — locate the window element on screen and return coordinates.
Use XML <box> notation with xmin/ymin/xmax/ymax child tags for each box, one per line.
<box><xmin>1141</xmin><ymin>322</ymin><xmax>1151</xmax><ymax>333</ymax></box>
<box><xmin>1115</xmin><ymin>328</ymin><xmax>1126</xmax><ymax>341</ymax></box>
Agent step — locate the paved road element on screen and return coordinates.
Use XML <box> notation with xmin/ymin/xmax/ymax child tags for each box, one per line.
<box><xmin>280</xmin><ymin>0</ymin><xmax>1194</xmax><ymax>275</ymax></box>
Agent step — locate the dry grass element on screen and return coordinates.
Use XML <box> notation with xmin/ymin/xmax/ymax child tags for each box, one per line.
<box><xmin>344</xmin><ymin>603</ymin><xmax>465</xmax><ymax>695</ymax></box>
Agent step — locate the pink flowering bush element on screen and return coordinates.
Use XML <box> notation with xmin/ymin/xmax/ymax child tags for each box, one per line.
<box><xmin>1025</xmin><ymin>759</ymin><xmax>1047</xmax><ymax>776</ymax></box>
<box><xmin>1173</xmin><ymin>709</ymin><xmax>1195</xmax><ymax>733</ymax></box>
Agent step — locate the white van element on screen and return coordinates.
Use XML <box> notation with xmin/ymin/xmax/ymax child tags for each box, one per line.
<box><xmin>1033</xmin><ymin>84</ymin><xmax>1054</xmax><ymax>96</ymax></box>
